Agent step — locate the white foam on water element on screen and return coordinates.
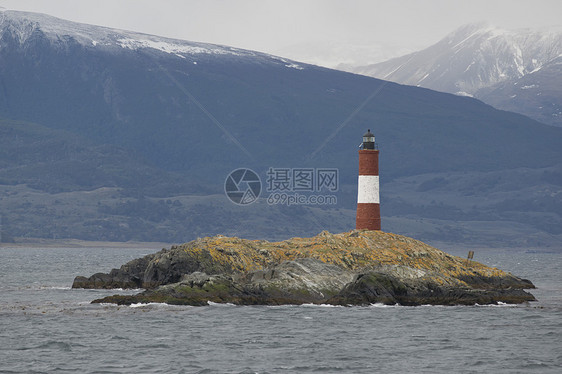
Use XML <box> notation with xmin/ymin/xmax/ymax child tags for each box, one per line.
<box><xmin>206</xmin><ymin>301</ymin><xmax>236</xmax><ymax>306</ymax></box>
<box><xmin>369</xmin><ymin>303</ymin><xmax>402</xmax><ymax>308</ymax></box>
<box><xmin>129</xmin><ymin>302</ymin><xmax>170</xmax><ymax>308</ymax></box>
<box><xmin>474</xmin><ymin>302</ymin><xmax>519</xmax><ymax>307</ymax></box>
<box><xmin>300</xmin><ymin>303</ymin><xmax>344</xmax><ymax>308</ymax></box>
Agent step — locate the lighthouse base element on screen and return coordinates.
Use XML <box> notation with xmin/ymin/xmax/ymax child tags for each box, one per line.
<box><xmin>356</xmin><ymin>203</ymin><xmax>381</xmax><ymax>230</ymax></box>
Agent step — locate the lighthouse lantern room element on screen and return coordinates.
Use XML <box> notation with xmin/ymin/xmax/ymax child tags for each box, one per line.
<box><xmin>361</xmin><ymin>129</ymin><xmax>376</xmax><ymax>149</ymax></box>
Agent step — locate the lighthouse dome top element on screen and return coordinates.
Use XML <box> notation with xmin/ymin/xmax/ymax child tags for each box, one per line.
<box><xmin>361</xmin><ymin>129</ymin><xmax>376</xmax><ymax>149</ymax></box>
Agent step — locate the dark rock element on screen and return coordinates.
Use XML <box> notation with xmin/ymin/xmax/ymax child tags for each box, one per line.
<box><xmin>457</xmin><ymin>274</ymin><xmax>536</xmax><ymax>290</ymax></box>
<box><xmin>72</xmin><ymin>252</ymin><xmax>159</xmax><ymax>289</ymax></box>
<box><xmin>328</xmin><ymin>270</ymin><xmax>536</xmax><ymax>306</ymax></box>
<box><xmin>72</xmin><ymin>243</ymin><xmax>237</xmax><ymax>289</ymax></box>
<box><xmin>93</xmin><ymin>258</ymin><xmax>355</xmax><ymax>306</ymax></box>
<box><xmin>72</xmin><ymin>272</ymin><xmax>139</xmax><ymax>289</ymax></box>
<box><xmin>241</xmin><ymin>258</ymin><xmax>355</xmax><ymax>304</ymax></box>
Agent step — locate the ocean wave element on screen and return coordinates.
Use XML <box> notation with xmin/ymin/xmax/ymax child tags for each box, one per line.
<box><xmin>206</xmin><ymin>301</ymin><xmax>236</xmax><ymax>307</ymax></box>
<box><xmin>300</xmin><ymin>303</ymin><xmax>344</xmax><ymax>308</ymax></box>
<box><xmin>17</xmin><ymin>341</ymin><xmax>73</xmax><ymax>352</ymax></box>
<box><xmin>369</xmin><ymin>302</ymin><xmax>402</xmax><ymax>308</ymax></box>
<box><xmin>83</xmin><ymin>288</ymin><xmax>144</xmax><ymax>292</ymax></box>
<box><xmin>129</xmin><ymin>302</ymin><xmax>171</xmax><ymax>308</ymax></box>
<box><xmin>95</xmin><ymin>302</ymin><xmax>120</xmax><ymax>307</ymax></box>
<box><xmin>474</xmin><ymin>302</ymin><xmax>519</xmax><ymax>307</ymax></box>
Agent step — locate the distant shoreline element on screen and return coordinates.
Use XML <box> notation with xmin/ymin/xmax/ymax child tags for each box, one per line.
<box><xmin>0</xmin><ymin>237</ymin><xmax>174</xmax><ymax>249</ymax></box>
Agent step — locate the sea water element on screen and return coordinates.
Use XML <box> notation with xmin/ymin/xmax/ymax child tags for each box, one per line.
<box><xmin>0</xmin><ymin>245</ymin><xmax>561</xmax><ymax>373</ymax></box>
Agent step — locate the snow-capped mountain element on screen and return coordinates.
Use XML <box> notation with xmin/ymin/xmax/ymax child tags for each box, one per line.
<box><xmin>0</xmin><ymin>10</ymin><xmax>304</xmax><ymax>69</ymax></box>
<box><xmin>351</xmin><ymin>23</ymin><xmax>562</xmax><ymax>126</ymax></box>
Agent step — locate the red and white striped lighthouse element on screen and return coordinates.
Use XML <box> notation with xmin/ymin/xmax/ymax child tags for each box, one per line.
<box><xmin>356</xmin><ymin>129</ymin><xmax>381</xmax><ymax>230</ymax></box>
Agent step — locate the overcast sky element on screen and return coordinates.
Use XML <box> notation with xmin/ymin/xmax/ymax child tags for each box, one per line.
<box><xmin>1</xmin><ymin>0</ymin><xmax>561</xmax><ymax>67</ymax></box>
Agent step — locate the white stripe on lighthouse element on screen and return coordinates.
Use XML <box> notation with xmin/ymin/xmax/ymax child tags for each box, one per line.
<box><xmin>357</xmin><ymin>175</ymin><xmax>379</xmax><ymax>204</ymax></box>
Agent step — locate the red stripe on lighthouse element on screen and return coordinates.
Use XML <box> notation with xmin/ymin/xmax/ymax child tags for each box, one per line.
<box><xmin>356</xmin><ymin>203</ymin><xmax>380</xmax><ymax>230</ymax></box>
<box><xmin>356</xmin><ymin>149</ymin><xmax>381</xmax><ymax>230</ymax></box>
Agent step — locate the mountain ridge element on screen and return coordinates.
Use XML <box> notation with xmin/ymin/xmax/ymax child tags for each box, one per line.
<box><xmin>351</xmin><ymin>22</ymin><xmax>562</xmax><ymax>126</ymax></box>
<box><xmin>0</xmin><ymin>10</ymin><xmax>305</xmax><ymax>68</ymax></box>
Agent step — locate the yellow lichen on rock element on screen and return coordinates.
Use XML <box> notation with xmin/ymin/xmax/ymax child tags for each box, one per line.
<box><xmin>173</xmin><ymin>230</ymin><xmax>507</xmax><ymax>284</ymax></box>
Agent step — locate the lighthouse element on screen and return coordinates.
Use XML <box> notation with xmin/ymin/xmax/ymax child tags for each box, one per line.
<box><xmin>356</xmin><ymin>129</ymin><xmax>381</xmax><ymax>230</ymax></box>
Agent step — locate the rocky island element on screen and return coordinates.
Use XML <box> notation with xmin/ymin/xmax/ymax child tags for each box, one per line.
<box><xmin>73</xmin><ymin>230</ymin><xmax>536</xmax><ymax>306</ymax></box>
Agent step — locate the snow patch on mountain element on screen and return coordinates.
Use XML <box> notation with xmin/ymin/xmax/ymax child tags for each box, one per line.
<box><xmin>116</xmin><ymin>37</ymin><xmax>246</xmax><ymax>56</ymax></box>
